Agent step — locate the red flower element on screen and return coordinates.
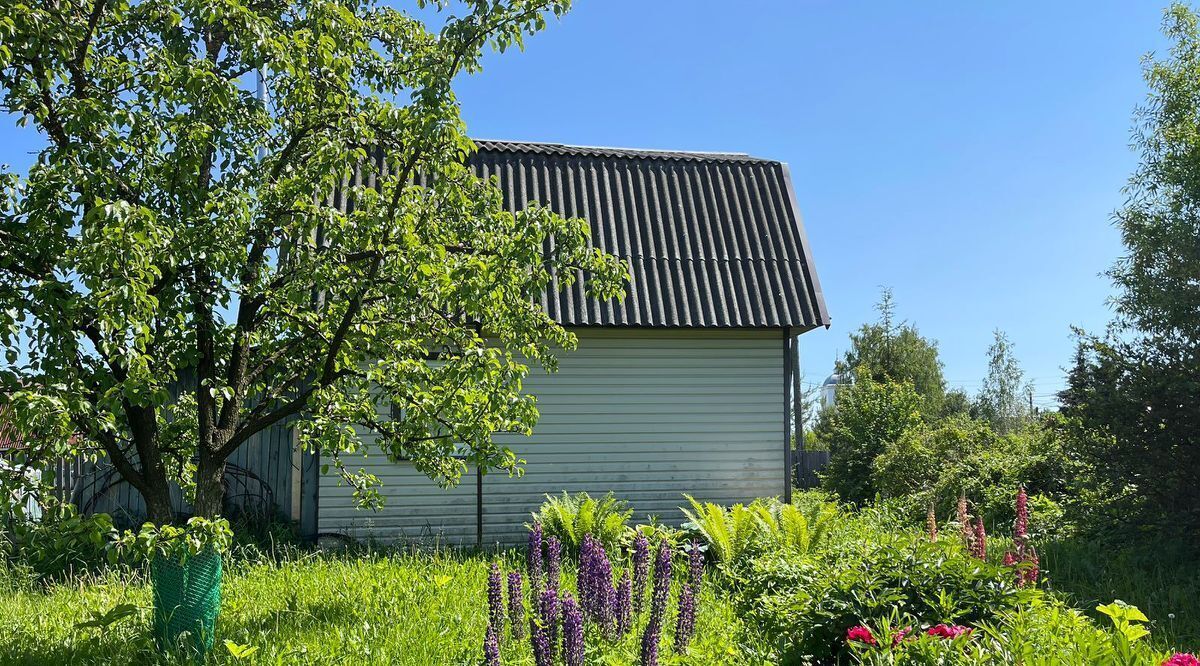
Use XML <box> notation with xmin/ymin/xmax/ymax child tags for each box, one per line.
<box><xmin>846</xmin><ymin>625</ymin><xmax>877</xmax><ymax>646</ymax></box>
<box><xmin>926</xmin><ymin>624</ymin><xmax>972</xmax><ymax>639</ymax></box>
<box><xmin>1163</xmin><ymin>653</ymin><xmax>1200</xmax><ymax>666</ymax></box>
<box><xmin>891</xmin><ymin>626</ymin><xmax>913</xmax><ymax>647</ymax></box>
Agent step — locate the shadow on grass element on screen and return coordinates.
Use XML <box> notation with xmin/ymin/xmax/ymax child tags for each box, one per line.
<box><xmin>1042</xmin><ymin>533</ymin><xmax>1200</xmax><ymax>651</ymax></box>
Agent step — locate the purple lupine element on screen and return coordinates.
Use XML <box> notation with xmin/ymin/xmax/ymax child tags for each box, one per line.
<box><xmin>687</xmin><ymin>540</ymin><xmax>703</xmax><ymax>590</ymax></box>
<box><xmin>594</xmin><ymin>542</ymin><xmax>616</xmax><ymax>634</ymax></box>
<box><xmin>640</xmin><ymin>619</ymin><xmax>660</xmax><ymax>666</ymax></box>
<box><xmin>631</xmin><ymin>532</ymin><xmax>650</xmax><ymax>614</ymax></box>
<box><xmin>615</xmin><ymin>571</ymin><xmax>633</xmax><ymax>636</ymax></box>
<box><xmin>485</xmin><ymin>623</ymin><xmax>502</xmax><ymax>666</ymax></box>
<box><xmin>639</xmin><ymin>540</ymin><xmax>673</xmax><ymax>666</ymax></box>
<box><xmin>546</xmin><ymin>536</ymin><xmax>562</xmax><ymax>592</ymax></box>
<box><xmin>649</xmin><ymin>540</ymin><xmax>673</xmax><ymax>624</ymax></box>
<box><xmin>539</xmin><ymin>586</ymin><xmax>561</xmax><ymax>655</ymax></box>
<box><xmin>507</xmin><ymin>570</ymin><xmax>526</xmax><ymax>639</ymax></box>
<box><xmin>528</xmin><ymin>523</ymin><xmax>544</xmax><ymax>590</ymax></box>
<box><xmin>578</xmin><ymin>535</ymin><xmax>593</xmax><ymax>617</ymax></box>
<box><xmin>488</xmin><ymin>562</ymin><xmax>506</xmax><ymax>638</ymax></box>
<box><xmin>561</xmin><ymin>592</ymin><xmax>585</xmax><ymax>666</ymax></box>
<box><xmin>673</xmin><ymin>583</ymin><xmax>697</xmax><ymax>654</ymax></box>
<box><xmin>530</xmin><ymin>620</ymin><xmax>553</xmax><ymax>666</ymax></box>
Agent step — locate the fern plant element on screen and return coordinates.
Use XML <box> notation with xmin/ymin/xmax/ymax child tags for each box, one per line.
<box><xmin>679</xmin><ymin>495</ymin><xmax>772</xmax><ymax>565</ymax></box>
<box><xmin>531</xmin><ymin>491</ymin><xmax>632</xmax><ymax>553</ymax></box>
<box><xmin>762</xmin><ymin>501</ymin><xmax>839</xmax><ymax>556</ymax></box>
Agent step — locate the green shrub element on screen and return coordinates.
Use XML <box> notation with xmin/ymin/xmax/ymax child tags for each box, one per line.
<box><xmin>680</xmin><ymin>495</ymin><xmax>773</xmax><ymax>565</ymax></box>
<box><xmin>818</xmin><ymin>373</ymin><xmax>924</xmax><ymax>504</ymax></box>
<box><xmin>531</xmin><ymin>491</ymin><xmax>631</xmax><ymax>553</ymax></box>
<box><xmin>2</xmin><ymin>501</ymin><xmax>118</xmax><ymax>581</ymax></box>
<box><xmin>735</xmin><ymin>533</ymin><xmax>1035</xmax><ymax>662</ymax></box>
<box><xmin>873</xmin><ymin>415</ymin><xmax>1071</xmax><ymax>538</ymax></box>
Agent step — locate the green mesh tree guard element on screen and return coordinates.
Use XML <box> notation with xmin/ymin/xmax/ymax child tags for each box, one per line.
<box><xmin>150</xmin><ymin>549</ymin><xmax>223</xmax><ymax>655</ymax></box>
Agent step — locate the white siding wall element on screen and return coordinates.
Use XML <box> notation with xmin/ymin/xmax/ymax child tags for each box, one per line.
<box><xmin>318</xmin><ymin>328</ymin><xmax>785</xmax><ymax>545</ymax></box>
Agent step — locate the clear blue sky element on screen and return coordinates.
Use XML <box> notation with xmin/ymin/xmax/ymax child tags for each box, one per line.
<box><xmin>0</xmin><ymin>2</ymin><xmax>1170</xmax><ymax>407</ymax></box>
<box><xmin>449</xmin><ymin>1</ymin><xmax>1170</xmax><ymax>407</ymax></box>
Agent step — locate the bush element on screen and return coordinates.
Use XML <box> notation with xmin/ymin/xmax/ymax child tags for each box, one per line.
<box><xmin>531</xmin><ymin>491</ymin><xmax>631</xmax><ymax>553</ymax></box>
<box><xmin>2</xmin><ymin>501</ymin><xmax>118</xmax><ymax>582</ymax></box>
<box><xmin>735</xmin><ymin>534</ymin><xmax>1034</xmax><ymax>662</ymax></box>
<box><xmin>818</xmin><ymin>374</ymin><xmax>924</xmax><ymax>504</ymax></box>
<box><xmin>873</xmin><ymin>415</ymin><xmax>1071</xmax><ymax>538</ymax></box>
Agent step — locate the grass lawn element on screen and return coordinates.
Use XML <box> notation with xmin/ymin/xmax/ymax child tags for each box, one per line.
<box><xmin>0</xmin><ymin>547</ymin><xmax>756</xmax><ymax>665</ymax></box>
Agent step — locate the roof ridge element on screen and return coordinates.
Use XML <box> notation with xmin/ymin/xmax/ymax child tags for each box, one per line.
<box><xmin>472</xmin><ymin>138</ymin><xmax>777</xmax><ymax>164</ymax></box>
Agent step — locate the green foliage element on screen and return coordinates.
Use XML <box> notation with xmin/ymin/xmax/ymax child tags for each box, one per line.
<box><xmin>819</xmin><ymin>372</ymin><xmax>924</xmax><ymax>504</ymax></box>
<box><xmin>531</xmin><ymin>491</ymin><xmax>632</xmax><ymax>553</ymax></box>
<box><xmin>680</xmin><ymin>495</ymin><xmax>773</xmax><ymax>565</ymax></box>
<box><xmin>974</xmin><ymin>329</ymin><xmax>1033</xmax><ymax>435</ymax></box>
<box><xmin>836</xmin><ymin>288</ymin><xmax>948</xmax><ymax>413</ymax></box>
<box><xmin>115</xmin><ymin>517</ymin><xmax>233</xmax><ymax>564</ymax></box>
<box><xmin>872</xmin><ymin>415</ymin><xmax>1070</xmax><ymax>536</ymax></box>
<box><xmin>763</xmin><ymin>500</ymin><xmax>840</xmax><ymax>556</ymax></box>
<box><xmin>0</xmin><ymin>0</ymin><xmax>626</xmax><ymax>522</ymax></box>
<box><xmin>1058</xmin><ymin>3</ymin><xmax>1200</xmax><ymax>534</ymax></box>
<box><xmin>2</xmin><ymin>501</ymin><xmax>117</xmax><ymax>581</ymax></box>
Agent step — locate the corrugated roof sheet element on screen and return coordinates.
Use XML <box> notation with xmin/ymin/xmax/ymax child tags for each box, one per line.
<box><xmin>467</xmin><ymin>140</ymin><xmax>829</xmax><ymax>330</ymax></box>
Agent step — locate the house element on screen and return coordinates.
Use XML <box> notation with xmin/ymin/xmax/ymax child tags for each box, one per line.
<box><xmin>315</xmin><ymin>140</ymin><xmax>829</xmax><ymax>545</ymax></box>
<box><xmin>46</xmin><ymin>140</ymin><xmax>829</xmax><ymax>543</ymax></box>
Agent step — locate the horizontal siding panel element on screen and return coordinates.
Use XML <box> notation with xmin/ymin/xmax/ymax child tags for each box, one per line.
<box><xmin>319</xmin><ymin>329</ymin><xmax>784</xmax><ymax>545</ymax></box>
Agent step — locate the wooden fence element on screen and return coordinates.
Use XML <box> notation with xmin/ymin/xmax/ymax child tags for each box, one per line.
<box><xmin>793</xmin><ymin>449</ymin><xmax>829</xmax><ymax>489</ymax></box>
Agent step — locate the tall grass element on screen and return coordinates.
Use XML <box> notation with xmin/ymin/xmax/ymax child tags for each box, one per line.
<box><xmin>0</xmin><ymin>546</ymin><xmax>752</xmax><ymax>665</ymax></box>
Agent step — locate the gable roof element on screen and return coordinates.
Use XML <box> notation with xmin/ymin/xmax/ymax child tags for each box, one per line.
<box><xmin>468</xmin><ymin>140</ymin><xmax>828</xmax><ymax>330</ymax></box>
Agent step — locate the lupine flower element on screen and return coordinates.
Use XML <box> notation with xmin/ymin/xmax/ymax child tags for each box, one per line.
<box><xmin>484</xmin><ymin>624</ymin><xmax>501</xmax><ymax>666</ymax></box>
<box><xmin>528</xmin><ymin>523</ymin><xmax>544</xmax><ymax>589</ymax></box>
<box><xmin>616</xmin><ymin>571</ymin><xmax>633</xmax><ymax>636</ymax></box>
<box><xmin>639</xmin><ymin>541</ymin><xmax>674</xmax><ymax>666</ymax></box>
<box><xmin>687</xmin><ymin>540</ymin><xmax>704</xmax><ymax>590</ymax></box>
<box><xmin>1164</xmin><ymin>654</ymin><xmax>1200</xmax><ymax>666</ymax></box>
<box><xmin>1002</xmin><ymin>551</ymin><xmax>1017</xmax><ymax>568</ymax></box>
<box><xmin>673</xmin><ymin>583</ymin><xmax>697</xmax><ymax>654</ymax></box>
<box><xmin>971</xmin><ymin>517</ymin><xmax>987</xmax><ymax>560</ymax></box>
<box><xmin>957</xmin><ymin>493</ymin><xmax>974</xmax><ymax>553</ymax></box>
<box><xmin>1023</xmin><ymin>547</ymin><xmax>1039</xmax><ymax>586</ymax></box>
<box><xmin>926</xmin><ymin>624</ymin><xmax>973</xmax><ymax>639</ymax></box>
<box><xmin>926</xmin><ymin>503</ymin><xmax>938</xmax><ymax>542</ymax></box>
<box><xmin>649</xmin><ymin>540</ymin><xmax>673</xmax><ymax>624</ymax></box>
<box><xmin>539</xmin><ymin>587</ymin><xmax>560</xmax><ymax>654</ymax></box>
<box><xmin>846</xmin><ymin>625</ymin><xmax>877</xmax><ymax>646</ymax></box>
<box><xmin>580</xmin><ymin>534</ymin><xmax>617</xmax><ymax>631</ymax></box>
<box><xmin>508</xmin><ymin>570</ymin><xmax>526</xmax><ymax>639</ymax></box>
<box><xmin>640</xmin><ymin>619</ymin><xmax>661</xmax><ymax>666</ymax></box>
<box><xmin>891</xmin><ymin>626</ymin><xmax>913</xmax><ymax>647</ymax></box>
<box><xmin>530</xmin><ymin>620</ymin><xmax>553</xmax><ymax>666</ymax></box>
<box><xmin>1013</xmin><ymin>485</ymin><xmax>1029</xmax><ymax>553</ymax></box>
<box><xmin>632</xmin><ymin>532</ymin><xmax>650</xmax><ymax>614</ymax></box>
<box><xmin>488</xmin><ymin>562</ymin><xmax>505</xmax><ymax>638</ymax></box>
<box><xmin>561</xmin><ymin>593</ymin><xmax>585</xmax><ymax>666</ymax></box>
<box><xmin>546</xmin><ymin>536</ymin><xmax>562</xmax><ymax>592</ymax></box>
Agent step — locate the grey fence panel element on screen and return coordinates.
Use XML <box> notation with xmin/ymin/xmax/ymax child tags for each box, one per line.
<box><xmin>792</xmin><ymin>449</ymin><xmax>829</xmax><ymax>490</ymax></box>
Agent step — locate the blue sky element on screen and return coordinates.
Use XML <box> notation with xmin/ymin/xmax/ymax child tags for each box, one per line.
<box><xmin>448</xmin><ymin>1</ymin><xmax>1170</xmax><ymax>407</ymax></box>
<box><xmin>0</xmin><ymin>2</ymin><xmax>1170</xmax><ymax>407</ymax></box>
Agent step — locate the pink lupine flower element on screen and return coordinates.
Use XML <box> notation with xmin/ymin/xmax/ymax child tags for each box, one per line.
<box><xmin>1013</xmin><ymin>486</ymin><xmax>1029</xmax><ymax>552</ymax></box>
<box><xmin>1002</xmin><ymin>551</ymin><xmax>1016</xmax><ymax>567</ymax></box>
<box><xmin>971</xmin><ymin>518</ymin><xmax>987</xmax><ymax>560</ymax></box>
<box><xmin>926</xmin><ymin>503</ymin><xmax>938</xmax><ymax>543</ymax></box>
<box><xmin>926</xmin><ymin>624</ymin><xmax>972</xmax><ymax>639</ymax></box>
<box><xmin>846</xmin><ymin>625</ymin><xmax>877</xmax><ymax>646</ymax></box>
<box><xmin>1163</xmin><ymin>653</ymin><xmax>1200</xmax><ymax>666</ymax></box>
<box><xmin>1023</xmin><ymin>547</ymin><xmax>1039</xmax><ymax>586</ymax></box>
<box><xmin>957</xmin><ymin>493</ymin><xmax>975</xmax><ymax>552</ymax></box>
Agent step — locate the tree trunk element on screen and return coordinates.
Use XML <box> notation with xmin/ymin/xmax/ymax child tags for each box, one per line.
<box><xmin>143</xmin><ymin>484</ymin><xmax>175</xmax><ymax>525</ymax></box>
<box><xmin>193</xmin><ymin>451</ymin><xmax>226</xmax><ymax>519</ymax></box>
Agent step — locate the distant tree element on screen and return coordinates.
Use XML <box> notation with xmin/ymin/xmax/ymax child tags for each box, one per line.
<box><xmin>1060</xmin><ymin>4</ymin><xmax>1200</xmax><ymax>532</ymax></box>
<box><xmin>836</xmin><ymin>288</ymin><xmax>947</xmax><ymax>412</ymax></box>
<box><xmin>0</xmin><ymin>0</ymin><xmax>625</xmax><ymax>523</ymax></box>
<box><xmin>819</xmin><ymin>370</ymin><xmax>923</xmax><ymax>504</ymax></box>
<box><xmin>975</xmin><ymin>329</ymin><xmax>1032</xmax><ymax>435</ymax></box>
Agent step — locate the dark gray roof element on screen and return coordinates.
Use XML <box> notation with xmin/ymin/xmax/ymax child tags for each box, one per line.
<box><xmin>467</xmin><ymin>140</ymin><xmax>829</xmax><ymax>330</ymax></box>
